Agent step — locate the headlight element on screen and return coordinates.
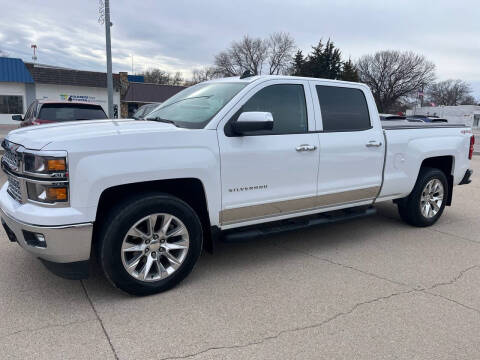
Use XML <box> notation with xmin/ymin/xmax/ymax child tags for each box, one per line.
<box><xmin>24</xmin><ymin>153</ymin><xmax>67</xmax><ymax>174</ymax></box>
<box><xmin>26</xmin><ymin>182</ymin><xmax>68</xmax><ymax>203</ymax></box>
<box><xmin>22</xmin><ymin>151</ymin><xmax>69</xmax><ymax>205</ymax></box>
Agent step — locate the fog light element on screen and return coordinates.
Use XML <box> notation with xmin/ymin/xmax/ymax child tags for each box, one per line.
<box><xmin>35</xmin><ymin>233</ymin><xmax>45</xmax><ymax>243</ymax></box>
<box><xmin>22</xmin><ymin>230</ymin><xmax>47</xmax><ymax>248</ymax></box>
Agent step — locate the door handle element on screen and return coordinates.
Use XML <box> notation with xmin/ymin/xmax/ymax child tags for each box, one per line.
<box><xmin>296</xmin><ymin>144</ymin><xmax>317</xmax><ymax>152</ymax></box>
<box><xmin>366</xmin><ymin>140</ymin><xmax>382</xmax><ymax>148</ymax></box>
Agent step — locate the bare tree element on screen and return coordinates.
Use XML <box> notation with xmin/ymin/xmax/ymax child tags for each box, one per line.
<box><xmin>186</xmin><ymin>66</ymin><xmax>221</xmax><ymax>85</ymax></box>
<box><xmin>460</xmin><ymin>95</ymin><xmax>478</xmax><ymax>105</ymax></box>
<box><xmin>267</xmin><ymin>32</ymin><xmax>296</xmax><ymax>75</ymax></box>
<box><xmin>214</xmin><ymin>51</ymin><xmax>239</xmax><ymax>77</ymax></box>
<box><xmin>427</xmin><ymin>79</ymin><xmax>474</xmax><ymax>106</ymax></box>
<box><xmin>214</xmin><ymin>35</ymin><xmax>268</xmax><ymax>76</ymax></box>
<box><xmin>171</xmin><ymin>71</ymin><xmax>184</xmax><ymax>86</ymax></box>
<box><xmin>214</xmin><ymin>33</ymin><xmax>295</xmax><ymax>76</ymax></box>
<box><xmin>356</xmin><ymin>50</ymin><xmax>435</xmax><ymax>113</ymax></box>
<box><xmin>141</xmin><ymin>68</ymin><xmax>184</xmax><ymax>85</ymax></box>
<box><xmin>142</xmin><ymin>68</ymin><xmax>171</xmax><ymax>84</ymax></box>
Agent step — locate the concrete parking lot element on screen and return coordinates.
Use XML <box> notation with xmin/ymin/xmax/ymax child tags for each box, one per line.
<box><xmin>0</xmin><ymin>157</ymin><xmax>479</xmax><ymax>359</ymax></box>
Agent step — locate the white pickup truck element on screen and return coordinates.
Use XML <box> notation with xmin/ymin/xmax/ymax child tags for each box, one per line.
<box><xmin>0</xmin><ymin>75</ymin><xmax>475</xmax><ymax>295</ymax></box>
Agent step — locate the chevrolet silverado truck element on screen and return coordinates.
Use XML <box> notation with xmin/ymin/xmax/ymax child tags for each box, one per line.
<box><xmin>0</xmin><ymin>75</ymin><xmax>475</xmax><ymax>295</ymax></box>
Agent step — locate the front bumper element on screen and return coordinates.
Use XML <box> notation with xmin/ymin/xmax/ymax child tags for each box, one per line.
<box><xmin>1</xmin><ymin>207</ymin><xmax>93</xmax><ymax>277</ymax></box>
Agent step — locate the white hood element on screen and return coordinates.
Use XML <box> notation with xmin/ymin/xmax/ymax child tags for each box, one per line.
<box><xmin>6</xmin><ymin>119</ymin><xmax>182</xmax><ymax>150</ymax></box>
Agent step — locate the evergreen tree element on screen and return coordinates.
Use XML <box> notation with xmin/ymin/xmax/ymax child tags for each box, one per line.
<box><xmin>296</xmin><ymin>39</ymin><xmax>343</xmax><ymax>80</ymax></box>
<box><xmin>321</xmin><ymin>39</ymin><xmax>342</xmax><ymax>79</ymax></box>
<box><xmin>303</xmin><ymin>40</ymin><xmax>324</xmax><ymax>77</ymax></box>
<box><xmin>291</xmin><ymin>50</ymin><xmax>305</xmax><ymax>76</ymax></box>
<box><xmin>340</xmin><ymin>58</ymin><xmax>359</xmax><ymax>82</ymax></box>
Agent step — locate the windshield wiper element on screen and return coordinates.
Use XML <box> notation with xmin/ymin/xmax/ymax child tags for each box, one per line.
<box><xmin>148</xmin><ymin>117</ymin><xmax>179</xmax><ymax>127</ymax></box>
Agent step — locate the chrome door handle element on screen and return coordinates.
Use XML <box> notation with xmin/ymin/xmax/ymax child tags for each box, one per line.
<box><xmin>296</xmin><ymin>144</ymin><xmax>317</xmax><ymax>152</ymax></box>
<box><xmin>366</xmin><ymin>140</ymin><xmax>382</xmax><ymax>148</ymax></box>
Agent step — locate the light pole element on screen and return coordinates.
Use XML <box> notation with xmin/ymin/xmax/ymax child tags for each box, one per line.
<box><xmin>104</xmin><ymin>0</ymin><xmax>114</xmax><ymax>118</ymax></box>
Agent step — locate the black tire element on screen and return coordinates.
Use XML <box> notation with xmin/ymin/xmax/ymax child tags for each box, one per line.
<box><xmin>98</xmin><ymin>193</ymin><xmax>203</xmax><ymax>296</ymax></box>
<box><xmin>397</xmin><ymin>167</ymin><xmax>449</xmax><ymax>227</ymax></box>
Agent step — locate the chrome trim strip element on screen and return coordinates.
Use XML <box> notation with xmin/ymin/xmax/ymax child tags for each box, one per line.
<box><xmin>220</xmin><ymin>186</ymin><xmax>380</xmax><ymax>225</ymax></box>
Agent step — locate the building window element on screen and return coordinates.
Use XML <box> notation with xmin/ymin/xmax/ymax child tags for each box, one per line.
<box><xmin>0</xmin><ymin>96</ymin><xmax>24</xmax><ymax>114</ymax></box>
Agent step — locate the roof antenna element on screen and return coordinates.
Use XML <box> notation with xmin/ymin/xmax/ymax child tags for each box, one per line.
<box><xmin>240</xmin><ymin>70</ymin><xmax>253</xmax><ymax>79</ymax></box>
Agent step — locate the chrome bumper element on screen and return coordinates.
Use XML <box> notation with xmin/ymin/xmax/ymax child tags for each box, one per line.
<box><xmin>0</xmin><ymin>207</ymin><xmax>93</xmax><ymax>263</ymax></box>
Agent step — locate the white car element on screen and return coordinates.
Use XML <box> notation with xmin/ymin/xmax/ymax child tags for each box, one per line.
<box><xmin>0</xmin><ymin>75</ymin><xmax>475</xmax><ymax>295</ymax></box>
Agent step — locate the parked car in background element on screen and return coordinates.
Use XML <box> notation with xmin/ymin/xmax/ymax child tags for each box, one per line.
<box><xmin>404</xmin><ymin>118</ymin><xmax>424</xmax><ymax>123</ymax></box>
<box><xmin>133</xmin><ymin>103</ymin><xmax>160</xmax><ymax>120</ymax></box>
<box><xmin>380</xmin><ymin>114</ymin><xmax>424</xmax><ymax>123</ymax></box>
<box><xmin>379</xmin><ymin>114</ymin><xmax>407</xmax><ymax>121</ymax></box>
<box><xmin>407</xmin><ymin>115</ymin><xmax>448</xmax><ymax>123</ymax></box>
<box><xmin>12</xmin><ymin>100</ymin><xmax>107</xmax><ymax>127</ymax></box>
<box><xmin>427</xmin><ymin>117</ymin><xmax>448</xmax><ymax>123</ymax></box>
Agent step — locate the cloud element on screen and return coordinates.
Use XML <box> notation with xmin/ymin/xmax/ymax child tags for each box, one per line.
<box><xmin>1</xmin><ymin>0</ymin><xmax>479</xmax><ymax>98</ymax></box>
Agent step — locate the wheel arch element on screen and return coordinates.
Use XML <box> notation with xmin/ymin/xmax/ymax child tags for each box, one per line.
<box><xmin>93</xmin><ymin>178</ymin><xmax>214</xmax><ymax>254</ymax></box>
<box><xmin>419</xmin><ymin>155</ymin><xmax>454</xmax><ymax>206</ymax></box>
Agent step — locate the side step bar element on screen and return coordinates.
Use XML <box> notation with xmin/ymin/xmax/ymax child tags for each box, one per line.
<box><xmin>221</xmin><ymin>206</ymin><xmax>376</xmax><ymax>243</ymax></box>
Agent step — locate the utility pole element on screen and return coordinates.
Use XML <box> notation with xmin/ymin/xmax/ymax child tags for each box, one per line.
<box><xmin>31</xmin><ymin>44</ymin><xmax>38</xmax><ymax>64</ymax></box>
<box><xmin>104</xmin><ymin>0</ymin><xmax>114</xmax><ymax>118</ymax></box>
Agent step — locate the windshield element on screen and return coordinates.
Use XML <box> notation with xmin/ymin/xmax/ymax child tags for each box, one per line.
<box><xmin>145</xmin><ymin>82</ymin><xmax>247</xmax><ymax>128</ymax></box>
<box><xmin>133</xmin><ymin>103</ymin><xmax>159</xmax><ymax>119</ymax></box>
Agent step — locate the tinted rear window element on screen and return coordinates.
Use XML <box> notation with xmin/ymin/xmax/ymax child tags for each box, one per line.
<box><xmin>38</xmin><ymin>104</ymin><xmax>107</xmax><ymax>121</ymax></box>
<box><xmin>316</xmin><ymin>86</ymin><xmax>371</xmax><ymax>131</ymax></box>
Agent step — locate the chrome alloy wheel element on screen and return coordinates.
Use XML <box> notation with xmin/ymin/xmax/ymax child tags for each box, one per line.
<box><xmin>420</xmin><ymin>179</ymin><xmax>444</xmax><ymax>218</ymax></box>
<box><xmin>121</xmin><ymin>213</ymin><xmax>190</xmax><ymax>282</ymax></box>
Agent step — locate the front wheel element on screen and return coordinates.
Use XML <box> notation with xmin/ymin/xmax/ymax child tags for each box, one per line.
<box><xmin>98</xmin><ymin>193</ymin><xmax>203</xmax><ymax>296</ymax></box>
<box><xmin>397</xmin><ymin>167</ymin><xmax>448</xmax><ymax>227</ymax></box>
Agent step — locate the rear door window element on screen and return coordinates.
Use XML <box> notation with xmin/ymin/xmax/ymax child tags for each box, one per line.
<box><xmin>316</xmin><ymin>85</ymin><xmax>371</xmax><ymax>132</ymax></box>
<box><xmin>38</xmin><ymin>104</ymin><xmax>108</xmax><ymax>121</ymax></box>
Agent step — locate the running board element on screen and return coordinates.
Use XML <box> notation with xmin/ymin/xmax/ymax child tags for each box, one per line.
<box><xmin>221</xmin><ymin>206</ymin><xmax>376</xmax><ymax>243</ymax></box>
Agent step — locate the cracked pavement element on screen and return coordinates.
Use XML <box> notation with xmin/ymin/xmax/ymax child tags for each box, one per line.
<box><xmin>1</xmin><ymin>157</ymin><xmax>479</xmax><ymax>359</ymax></box>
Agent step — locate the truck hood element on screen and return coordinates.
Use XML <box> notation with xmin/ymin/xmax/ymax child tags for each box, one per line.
<box><xmin>6</xmin><ymin>119</ymin><xmax>183</xmax><ymax>150</ymax></box>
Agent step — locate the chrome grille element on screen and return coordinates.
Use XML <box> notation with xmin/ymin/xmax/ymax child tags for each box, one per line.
<box><xmin>2</xmin><ymin>148</ymin><xmax>18</xmax><ymax>170</ymax></box>
<box><xmin>7</xmin><ymin>175</ymin><xmax>22</xmax><ymax>203</ymax></box>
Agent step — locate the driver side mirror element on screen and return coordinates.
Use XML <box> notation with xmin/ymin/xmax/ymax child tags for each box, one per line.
<box><xmin>11</xmin><ymin>115</ymin><xmax>23</xmax><ymax>121</ymax></box>
<box><xmin>231</xmin><ymin>112</ymin><xmax>274</xmax><ymax>135</ymax></box>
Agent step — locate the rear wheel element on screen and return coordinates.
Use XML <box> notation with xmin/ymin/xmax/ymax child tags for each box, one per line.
<box><xmin>397</xmin><ymin>167</ymin><xmax>448</xmax><ymax>227</ymax></box>
<box><xmin>99</xmin><ymin>193</ymin><xmax>203</xmax><ymax>296</ymax></box>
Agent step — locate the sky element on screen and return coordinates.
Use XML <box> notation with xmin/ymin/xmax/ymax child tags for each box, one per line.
<box><xmin>1</xmin><ymin>0</ymin><xmax>479</xmax><ymax>98</ymax></box>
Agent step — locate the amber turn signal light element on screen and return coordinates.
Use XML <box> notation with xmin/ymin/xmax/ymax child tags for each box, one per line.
<box><xmin>47</xmin><ymin>159</ymin><xmax>66</xmax><ymax>171</ymax></box>
<box><xmin>47</xmin><ymin>187</ymin><xmax>67</xmax><ymax>201</ymax></box>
